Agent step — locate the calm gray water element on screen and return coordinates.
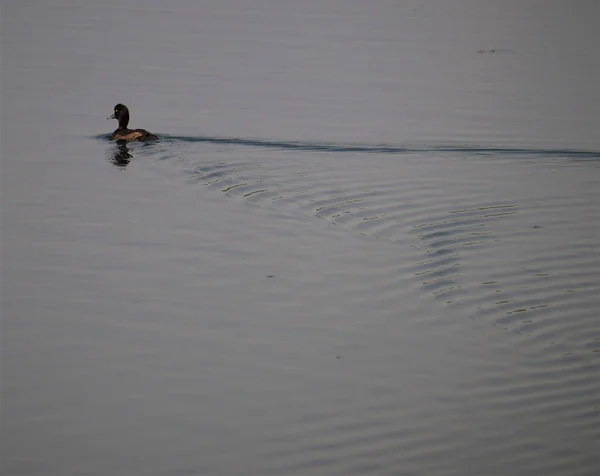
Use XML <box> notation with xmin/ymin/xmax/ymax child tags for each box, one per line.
<box><xmin>2</xmin><ymin>1</ymin><xmax>599</xmax><ymax>475</ymax></box>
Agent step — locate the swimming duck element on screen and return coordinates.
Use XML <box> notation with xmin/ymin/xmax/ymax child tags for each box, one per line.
<box><xmin>108</xmin><ymin>104</ymin><xmax>158</xmax><ymax>142</ymax></box>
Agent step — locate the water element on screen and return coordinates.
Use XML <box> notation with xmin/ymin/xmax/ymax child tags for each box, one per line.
<box><xmin>2</xmin><ymin>1</ymin><xmax>599</xmax><ymax>475</ymax></box>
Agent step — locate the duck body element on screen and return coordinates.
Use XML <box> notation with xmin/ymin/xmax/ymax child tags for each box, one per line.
<box><xmin>108</xmin><ymin>104</ymin><xmax>158</xmax><ymax>142</ymax></box>
<box><xmin>110</xmin><ymin>127</ymin><xmax>159</xmax><ymax>142</ymax></box>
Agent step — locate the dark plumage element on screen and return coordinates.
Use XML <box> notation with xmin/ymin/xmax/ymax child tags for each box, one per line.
<box><xmin>108</xmin><ymin>104</ymin><xmax>158</xmax><ymax>142</ymax></box>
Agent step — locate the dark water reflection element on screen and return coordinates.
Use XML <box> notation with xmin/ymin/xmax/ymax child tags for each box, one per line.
<box><xmin>2</xmin><ymin>1</ymin><xmax>599</xmax><ymax>475</ymax></box>
<box><xmin>108</xmin><ymin>143</ymin><xmax>134</xmax><ymax>168</ymax></box>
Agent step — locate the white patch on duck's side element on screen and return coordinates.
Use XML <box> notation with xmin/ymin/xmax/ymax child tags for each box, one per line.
<box><xmin>126</xmin><ymin>131</ymin><xmax>144</xmax><ymax>141</ymax></box>
<box><xmin>112</xmin><ymin>130</ymin><xmax>144</xmax><ymax>141</ymax></box>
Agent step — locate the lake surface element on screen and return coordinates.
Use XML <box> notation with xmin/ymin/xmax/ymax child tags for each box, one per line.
<box><xmin>2</xmin><ymin>1</ymin><xmax>599</xmax><ymax>475</ymax></box>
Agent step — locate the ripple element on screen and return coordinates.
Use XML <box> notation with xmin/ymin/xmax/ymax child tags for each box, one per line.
<box><xmin>181</xmin><ymin>144</ymin><xmax>600</xmax><ymax>361</ymax></box>
<box><xmin>96</xmin><ymin>133</ymin><xmax>600</xmax><ymax>159</ymax></box>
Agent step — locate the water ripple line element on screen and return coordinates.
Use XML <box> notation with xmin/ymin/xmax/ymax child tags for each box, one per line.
<box><xmin>96</xmin><ymin>134</ymin><xmax>600</xmax><ymax>158</ymax></box>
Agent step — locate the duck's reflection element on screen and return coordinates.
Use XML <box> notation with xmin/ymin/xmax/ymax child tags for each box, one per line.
<box><xmin>109</xmin><ymin>143</ymin><xmax>133</xmax><ymax>168</ymax></box>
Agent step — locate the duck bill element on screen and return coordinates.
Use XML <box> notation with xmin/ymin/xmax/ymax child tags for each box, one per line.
<box><xmin>107</xmin><ymin>113</ymin><xmax>116</xmax><ymax>119</ymax></box>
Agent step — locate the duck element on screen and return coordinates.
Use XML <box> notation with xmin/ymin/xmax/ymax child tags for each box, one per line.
<box><xmin>108</xmin><ymin>104</ymin><xmax>158</xmax><ymax>142</ymax></box>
